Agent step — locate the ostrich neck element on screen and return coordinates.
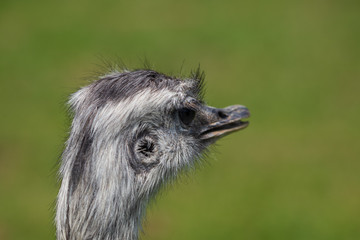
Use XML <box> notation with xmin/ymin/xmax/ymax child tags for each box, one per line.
<box><xmin>59</xmin><ymin>182</ymin><xmax>148</xmax><ymax>240</ymax></box>
<box><xmin>57</xmin><ymin>159</ymin><xmax>150</xmax><ymax>240</ymax></box>
<box><xmin>57</xmin><ymin>130</ymin><xmax>154</xmax><ymax>239</ymax></box>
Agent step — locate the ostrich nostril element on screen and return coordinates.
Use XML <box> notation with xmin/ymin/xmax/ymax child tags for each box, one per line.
<box><xmin>217</xmin><ymin>110</ymin><xmax>228</xmax><ymax>119</ymax></box>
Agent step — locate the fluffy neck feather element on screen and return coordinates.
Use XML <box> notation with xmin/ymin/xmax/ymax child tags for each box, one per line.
<box><xmin>56</xmin><ymin>135</ymin><xmax>151</xmax><ymax>240</ymax></box>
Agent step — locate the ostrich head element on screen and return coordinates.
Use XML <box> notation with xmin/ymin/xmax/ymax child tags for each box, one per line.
<box><xmin>56</xmin><ymin>69</ymin><xmax>250</xmax><ymax>240</ymax></box>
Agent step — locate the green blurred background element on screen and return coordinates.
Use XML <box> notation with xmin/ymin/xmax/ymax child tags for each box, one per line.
<box><xmin>0</xmin><ymin>0</ymin><xmax>359</xmax><ymax>239</ymax></box>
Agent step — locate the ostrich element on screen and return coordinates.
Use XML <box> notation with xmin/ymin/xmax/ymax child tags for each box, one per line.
<box><xmin>56</xmin><ymin>68</ymin><xmax>250</xmax><ymax>240</ymax></box>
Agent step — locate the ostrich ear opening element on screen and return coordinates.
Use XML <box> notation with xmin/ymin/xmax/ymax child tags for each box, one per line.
<box><xmin>137</xmin><ymin>138</ymin><xmax>155</xmax><ymax>159</ymax></box>
<box><xmin>132</xmin><ymin>135</ymin><xmax>160</xmax><ymax>172</ymax></box>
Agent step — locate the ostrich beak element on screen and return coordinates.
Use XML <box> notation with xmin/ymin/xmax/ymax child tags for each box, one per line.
<box><xmin>199</xmin><ymin>105</ymin><xmax>250</xmax><ymax>140</ymax></box>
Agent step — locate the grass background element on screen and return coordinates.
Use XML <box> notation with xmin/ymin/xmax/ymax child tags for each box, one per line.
<box><xmin>0</xmin><ymin>0</ymin><xmax>359</xmax><ymax>239</ymax></box>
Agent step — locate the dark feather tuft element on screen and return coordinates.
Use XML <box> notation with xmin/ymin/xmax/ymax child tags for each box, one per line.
<box><xmin>190</xmin><ymin>65</ymin><xmax>206</xmax><ymax>101</ymax></box>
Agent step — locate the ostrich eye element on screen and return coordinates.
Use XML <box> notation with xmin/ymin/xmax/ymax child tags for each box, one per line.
<box><xmin>178</xmin><ymin>108</ymin><xmax>196</xmax><ymax>125</ymax></box>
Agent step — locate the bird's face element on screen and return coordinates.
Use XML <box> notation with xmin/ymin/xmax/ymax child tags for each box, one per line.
<box><xmin>68</xmin><ymin>69</ymin><xmax>249</xmax><ymax>199</ymax></box>
<box><xmin>132</xmin><ymin>95</ymin><xmax>250</xmax><ymax>171</ymax></box>
<box><xmin>121</xmin><ymin>75</ymin><xmax>250</xmax><ymax>195</ymax></box>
